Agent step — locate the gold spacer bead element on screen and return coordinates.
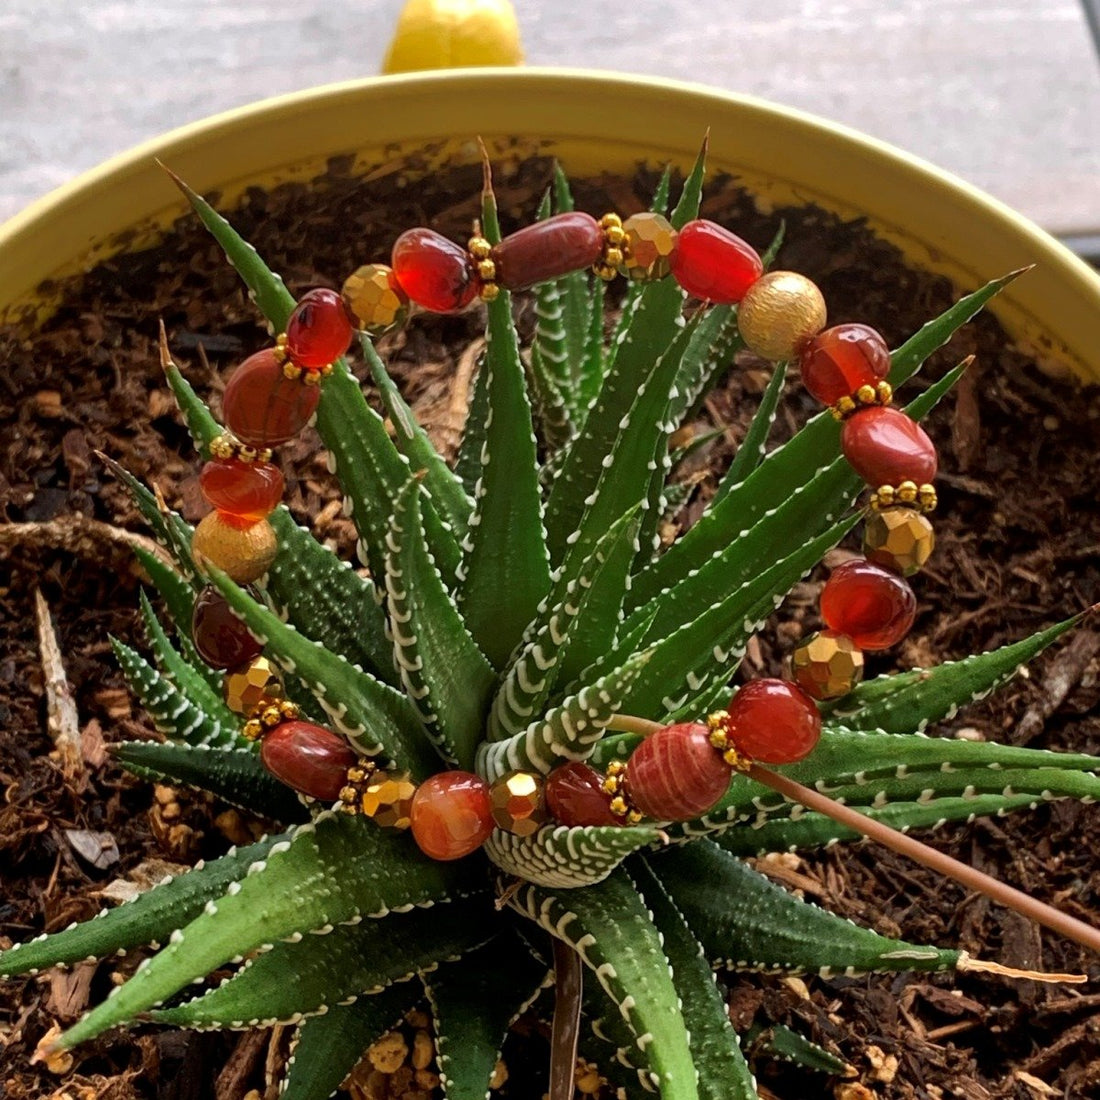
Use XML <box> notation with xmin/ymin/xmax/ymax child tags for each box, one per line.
<box><xmin>832</xmin><ymin>395</ymin><xmax>856</xmax><ymax>420</ymax></box>
<box><xmin>706</xmin><ymin>710</ymin><xmax>730</xmax><ymax>732</ymax></box>
<box><xmin>599</xmin><ymin>212</ymin><xmax>622</xmax><ymax>230</ymax></box>
<box><xmin>896</xmin><ymin>480</ymin><xmax>919</xmax><ymax>504</ymax></box>
<box><xmin>918</xmin><ymin>484</ymin><xmax>938</xmax><ymax>511</ymax></box>
<box><xmin>339</xmin><ymin>801</ymin><xmax>358</xmax><ymax>814</ymax></box>
<box><xmin>283</xmin><ymin>360</ymin><xmax>302</xmax><ymax>381</ymax></box>
<box><xmin>467</xmin><ymin>235</ymin><xmax>492</xmax><ymax>260</ymax></box>
<box><xmin>609</xmin><ymin>796</ymin><xmax>629</xmax><ymax>816</ymax></box>
<box><xmin>276</xmin><ymin>333</ymin><xmax>289</xmax><ymax>348</ymax></box>
<box><xmin>708</xmin><ymin>729</ymin><xmax>729</xmax><ymax>751</ymax></box>
<box><xmin>603</xmin><ymin>246</ymin><xmax>624</xmax><ymax>268</ymax></box>
<box><xmin>723</xmin><ymin>748</ymin><xmax>749</xmax><ymax>770</ymax></box>
<box><xmin>875</xmin><ymin>484</ymin><xmax>896</xmax><ymax>507</ymax></box>
<box><xmin>257</xmin><ymin>448</ymin><xmax>274</xmax><ymax>463</ymax></box>
<box><xmin>606</xmin><ymin>760</ymin><xmax>625</xmax><ymax>777</ymax></box>
<box><xmin>593</xmin><ymin>262</ymin><xmax>618</xmax><ymax>282</ymax></box>
<box><xmin>625</xmin><ymin>810</ymin><xmax>643</xmax><ymax>826</ymax></box>
<box><xmin>279</xmin><ymin>700</ymin><xmax>300</xmax><ymax>720</ymax></box>
<box><xmin>480</xmin><ymin>282</ymin><xmax>500</xmax><ymax>302</ymax></box>
<box><xmin>876</xmin><ymin>381</ymin><xmax>894</xmax><ymax>405</ymax></box>
<box><xmin>477</xmin><ymin>258</ymin><xmax>496</xmax><ymax>282</ymax></box>
<box><xmin>604</xmin><ymin>224</ymin><xmax>626</xmax><ymax>247</ymax></box>
<box><xmin>302</xmin><ymin>369</ymin><xmax>324</xmax><ymax>387</ymax></box>
<box><xmin>260</xmin><ymin>704</ymin><xmax>284</xmax><ymax>728</ymax></box>
<box><xmin>856</xmin><ymin>383</ymin><xmax>877</xmax><ymax>405</ymax></box>
<box><xmin>242</xmin><ymin>718</ymin><xmax>264</xmax><ymax>741</ymax></box>
<box><xmin>237</xmin><ymin>445</ymin><xmax>258</xmax><ymax>464</ymax></box>
<box><xmin>320</xmin><ymin>362</ymin><xmax>334</xmax><ymax>377</ymax></box>
<box><xmin>210</xmin><ymin>434</ymin><xmax>235</xmax><ymax>460</ymax></box>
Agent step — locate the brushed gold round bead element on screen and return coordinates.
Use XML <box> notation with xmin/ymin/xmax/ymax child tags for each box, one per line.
<box><xmin>342</xmin><ymin>263</ymin><xmax>410</xmax><ymax>338</ymax></box>
<box><xmin>360</xmin><ymin>770</ymin><xmax>417</xmax><ymax>830</ymax></box>
<box><xmin>489</xmin><ymin>770</ymin><xmax>548</xmax><ymax>837</ymax></box>
<box><xmin>791</xmin><ymin>631</ymin><xmax>864</xmax><ymax>700</ymax></box>
<box><xmin>619</xmin><ymin>212</ymin><xmax>677</xmax><ymax>282</ymax></box>
<box><xmin>191</xmin><ymin>512</ymin><xmax>278</xmax><ymax>583</ymax></box>
<box><xmin>738</xmin><ymin>271</ymin><xmax>827</xmax><ymax>362</ymax></box>
<box><xmin>224</xmin><ymin>655</ymin><xmax>283</xmax><ymax>716</ymax></box>
<box><xmin>864</xmin><ymin>507</ymin><xmax>935</xmax><ymax>576</ymax></box>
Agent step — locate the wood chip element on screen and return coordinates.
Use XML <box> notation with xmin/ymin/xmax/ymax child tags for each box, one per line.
<box><xmin>46</xmin><ymin>961</ymin><xmax>96</xmax><ymax>1020</ymax></box>
<box><xmin>65</xmin><ymin>829</ymin><xmax>120</xmax><ymax>870</ymax></box>
<box><xmin>34</xmin><ymin>589</ymin><xmax>83</xmax><ymax>779</ymax></box>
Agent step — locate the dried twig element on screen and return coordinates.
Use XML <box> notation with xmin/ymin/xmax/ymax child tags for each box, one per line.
<box><xmin>0</xmin><ymin>516</ymin><xmax>162</xmax><ymax>561</ymax></box>
<box><xmin>34</xmin><ymin>588</ymin><xmax>83</xmax><ymax>779</ymax></box>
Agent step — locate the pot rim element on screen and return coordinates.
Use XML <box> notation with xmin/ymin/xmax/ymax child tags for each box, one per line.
<box><xmin>2</xmin><ymin>67</ymin><xmax>1098</xmax><ymax>381</ymax></box>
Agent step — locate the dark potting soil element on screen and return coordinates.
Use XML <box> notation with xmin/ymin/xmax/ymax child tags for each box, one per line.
<box><xmin>0</xmin><ymin>152</ymin><xmax>1098</xmax><ymax>1100</ymax></box>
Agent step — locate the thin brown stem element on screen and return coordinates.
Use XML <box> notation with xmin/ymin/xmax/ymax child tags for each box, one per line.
<box><xmin>548</xmin><ymin>938</ymin><xmax>583</xmax><ymax>1100</ymax></box>
<box><xmin>606</xmin><ymin>714</ymin><xmax>663</xmax><ymax>738</ymax></box>
<box><xmin>749</xmin><ymin>763</ymin><xmax>1100</xmax><ymax>956</ymax></box>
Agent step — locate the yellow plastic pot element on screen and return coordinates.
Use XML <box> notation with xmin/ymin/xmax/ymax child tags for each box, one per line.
<box><xmin>1</xmin><ymin>68</ymin><xmax>1098</xmax><ymax>383</ymax></box>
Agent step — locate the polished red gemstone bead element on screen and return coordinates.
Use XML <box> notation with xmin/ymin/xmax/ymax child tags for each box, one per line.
<box><xmin>799</xmin><ymin>323</ymin><xmax>891</xmax><ymax>405</ymax></box>
<box><xmin>626</xmin><ymin>723</ymin><xmax>732</xmax><ymax>822</ymax></box>
<box><xmin>222</xmin><ymin>348</ymin><xmax>321</xmax><ymax>447</ymax></box>
<box><xmin>285</xmin><ymin>288</ymin><xmax>354</xmax><ymax>369</ymax></box>
<box><xmin>199</xmin><ymin>458</ymin><xmax>284</xmax><ymax>527</ymax></box>
<box><xmin>545</xmin><ymin>762</ymin><xmax>619</xmax><ymax>827</ymax></box>
<box><xmin>410</xmin><ymin>770</ymin><xmax>494</xmax><ymax>861</ymax></box>
<box><xmin>391</xmin><ymin>228</ymin><xmax>479</xmax><ymax>313</ymax></box>
<box><xmin>723</xmin><ymin>679</ymin><xmax>821</xmax><ymax>764</ymax></box>
<box><xmin>191</xmin><ymin>585</ymin><xmax>264</xmax><ymax>670</ymax></box>
<box><xmin>669</xmin><ymin>219</ymin><xmax>763</xmax><ymax>303</ymax></box>
<box><xmin>260</xmin><ymin>721</ymin><xmax>358</xmax><ymax>801</ymax></box>
<box><xmin>841</xmin><ymin>406</ymin><xmax>938</xmax><ymax>487</ymax></box>
<box><xmin>491</xmin><ymin>212</ymin><xmax>604</xmax><ymax>290</ymax></box>
<box><xmin>821</xmin><ymin>559</ymin><xmax>916</xmax><ymax>650</ymax></box>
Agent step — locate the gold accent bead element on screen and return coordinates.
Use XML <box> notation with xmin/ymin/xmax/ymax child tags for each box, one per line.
<box><xmin>321</xmin><ymin>363</ymin><xmax>334</xmax><ymax>377</ymax></box>
<box><xmin>347</xmin><ymin>765</ymin><xmax>368</xmax><ymax>784</ymax></box>
<box><xmin>593</xmin><ymin>262</ymin><xmax>619</xmax><ymax>282</ymax></box>
<box><xmin>191</xmin><ymin>512</ymin><xmax>278</xmax><ymax>583</ymax></box>
<box><xmin>279</xmin><ymin>701</ymin><xmax>300</xmax><ymax>720</ymax></box>
<box><xmin>918</xmin><ymin>483</ymin><xmax>938</xmax><ymax>511</ymax></box>
<box><xmin>864</xmin><ymin>507</ymin><xmax>935</xmax><ymax>576</ymax></box>
<box><xmin>342</xmin><ymin>263</ymin><xmax>410</xmax><ymax>338</ymax></box>
<box><xmin>302</xmin><ymin>369</ymin><xmax>324</xmax><ymax>386</ymax></box>
<box><xmin>480</xmin><ymin>282</ymin><xmax>500</xmax><ymax>302</ymax></box>
<box><xmin>831</xmin><ymin>395</ymin><xmax>857</xmax><ymax>421</ymax></box>
<box><xmin>477</xmin><ymin>258</ymin><xmax>496</xmax><ymax>282</ymax></box>
<box><xmin>467</xmin><ymin>235</ymin><xmax>492</xmax><ymax>260</ymax></box>
<box><xmin>603</xmin><ymin>246</ymin><xmax>624</xmax><ymax>268</ymax></box>
<box><xmin>276</xmin><ymin>333</ymin><xmax>289</xmax><ymax>349</ymax></box>
<box><xmin>609</xmin><ymin>796</ymin><xmax>628</xmax><ymax>817</ymax></box>
<box><xmin>896</xmin><ymin>480</ymin><xmax>919</xmax><ymax>504</ymax></box>
<box><xmin>360</xmin><ymin>770</ymin><xmax>416</xmax><ymax>829</ymax></box>
<box><xmin>489</xmin><ymin>771</ymin><xmax>548</xmax><ymax>837</ymax></box>
<box><xmin>210</xmin><ymin>434</ymin><xmax>235</xmax><ymax>460</ymax></box>
<box><xmin>876</xmin><ymin>381</ymin><xmax>894</xmax><ymax>405</ymax></box>
<box><xmin>619</xmin><ymin>212</ymin><xmax>678</xmax><ymax>282</ymax></box>
<box><xmin>737</xmin><ymin>271</ymin><xmax>827</xmax><ymax>362</ymax></box>
<box><xmin>604</xmin><ymin>224</ymin><xmax>626</xmax><ymax>247</ymax></box>
<box><xmin>872</xmin><ymin>484</ymin><xmax>897</xmax><ymax>510</ymax></box>
<box><xmin>599</xmin><ymin>213</ymin><xmax>622</xmax><ymax>230</ymax></box>
<box><xmin>282</xmin><ymin>360</ymin><xmax>302</xmax><ymax>380</ymax></box>
<box><xmin>237</xmin><ymin>445</ymin><xmax>259</xmax><ymax>465</ymax></box>
<box><xmin>224</xmin><ymin>655</ymin><xmax>283</xmax><ymax>716</ymax></box>
<box><xmin>339</xmin><ymin>785</ymin><xmax>359</xmax><ymax>804</ymax></box>
<box><xmin>791</xmin><ymin>631</ymin><xmax>864</xmax><ymax>700</ymax></box>
<box><xmin>260</xmin><ymin>704</ymin><xmax>285</xmax><ymax>728</ymax></box>
<box><xmin>242</xmin><ymin>718</ymin><xmax>264</xmax><ymax>741</ymax></box>
<box><xmin>856</xmin><ymin>383</ymin><xmax>877</xmax><ymax>405</ymax></box>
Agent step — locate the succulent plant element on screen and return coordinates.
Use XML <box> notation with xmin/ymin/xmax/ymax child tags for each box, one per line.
<box><xmin>3</xmin><ymin>149</ymin><xmax>1098</xmax><ymax>1100</ymax></box>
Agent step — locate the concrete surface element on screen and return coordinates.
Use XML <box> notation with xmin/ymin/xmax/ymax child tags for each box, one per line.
<box><xmin>0</xmin><ymin>0</ymin><xmax>1098</xmax><ymax>233</ymax></box>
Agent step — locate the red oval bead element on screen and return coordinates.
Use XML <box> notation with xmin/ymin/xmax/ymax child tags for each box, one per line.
<box><xmin>260</xmin><ymin>721</ymin><xmax>358</xmax><ymax>801</ymax></box>
<box><xmin>799</xmin><ymin>323</ymin><xmax>891</xmax><ymax>405</ymax></box>
<box><xmin>491</xmin><ymin>212</ymin><xmax>604</xmax><ymax>290</ymax></box>
<box><xmin>199</xmin><ymin>458</ymin><xmax>284</xmax><ymax>527</ymax></box>
<box><xmin>723</xmin><ymin>679</ymin><xmax>821</xmax><ymax>764</ymax></box>
<box><xmin>626</xmin><ymin>723</ymin><xmax>731</xmax><ymax>822</ymax></box>
<box><xmin>669</xmin><ymin>219</ymin><xmax>763</xmax><ymax>303</ymax></box>
<box><xmin>391</xmin><ymin>228</ymin><xmax>479</xmax><ymax>313</ymax></box>
<box><xmin>410</xmin><ymin>771</ymin><xmax>494</xmax><ymax>861</ymax></box>
<box><xmin>841</xmin><ymin>406</ymin><xmax>938</xmax><ymax>487</ymax></box>
<box><xmin>285</xmin><ymin>288</ymin><xmax>354</xmax><ymax>369</ymax></box>
<box><xmin>545</xmin><ymin>762</ymin><xmax>619</xmax><ymax>827</ymax></box>
<box><xmin>222</xmin><ymin>348</ymin><xmax>321</xmax><ymax>447</ymax></box>
<box><xmin>821</xmin><ymin>559</ymin><xmax>916</xmax><ymax>650</ymax></box>
<box><xmin>191</xmin><ymin>585</ymin><xmax>264</xmax><ymax>670</ymax></box>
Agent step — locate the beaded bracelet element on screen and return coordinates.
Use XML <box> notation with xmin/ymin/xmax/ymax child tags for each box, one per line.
<box><xmin>181</xmin><ymin>202</ymin><xmax>941</xmax><ymax>862</ymax></box>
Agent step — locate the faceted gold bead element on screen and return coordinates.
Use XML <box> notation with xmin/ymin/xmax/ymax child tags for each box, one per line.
<box><xmin>342</xmin><ymin>263</ymin><xmax>410</xmax><ymax>338</ymax></box>
<box><xmin>489</xmin><ymin>770</ymin><xmax>548</xmax><ymax>837</ymax></box>
<box><xmin>360</xmin><ymin>769</ymin><xmax>417</xmax><ymax>830</ymax></box>
<box><xmin>738</xmin><ymin>271</ymin><xmax>827</xmax><ymax>362</ymax></box>
<box><xmin>224</xmin><ymin>655</ymin><xmax>283</xmax><ymax>716</ymax></box>
<box><xmin>191</xmin><ymin>512</ymin><xmax>278</xmax><ymax>583</ymax></box>
<box><xmin>791</xmin><ymin>631</ymin><xmax>864</xmax><ymax>700</ymax></box>
<box><xmin>619</xmin><ymin>212</ymin><xmax>677</xmax><ymax>282</ymax></box>
<box><xmin>864</xmin><ymin>507</ymin><xmax>935</xmax><ymax>577</ymax></box>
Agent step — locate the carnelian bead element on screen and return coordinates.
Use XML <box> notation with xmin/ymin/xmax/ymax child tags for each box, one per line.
<box><xmin>199</xmin><ymin>458</ymin><xmax>284</xmax><ymax>527</ymax></box>
<box><xmin>821</xmin><ymin>559</ymin><xmax>916</xmax><ymax>650</ymax></box>
<box><xmin>545</xmin><ymin>762</ymin><xmax>619</xmax><ymax>827</ymax></box>
<box><xmin>491</xmin><ymin>212</ymin><xmax>603</xmax><ymax>290</ymax></box>
<box><xmin>841</xmin><ymin>406</ymin><xmax>937</xmax><ymax>487</ymax></box>
<box><xmin>410</xmin><ymin>771</ymin><xmax>494</xmax><ymax>860</ymax></box>
<box><xmin>723</xmin><ymin>679</ymin><xmax>821</xmax><ymax>764</ymax></box>
<box><xmin>669</xmin><ymin>219</ymin><xmax>763</xmax><ymax>303</ymax></box>
<box><xmin>222</xmin><ymin>348</ymin><xmax>321</xmax><ymax>447</ymax></box>
<box><xmin>626</xmin><ymin>723</ymin><xmax>732</xmax><ymax>822</ymax></box>
<box><xmin>191</xmin><ymin>586</ymin><xmax>263</xmax><ymax>670</ymax></box>
<box><xmin>391</xmin><ymin>228</ymin><xmax>479</xmax><ymax>313</ymax></box>
<box><xmin>799</xmin><ymin>323</ymin><xmax>891</xmax><ymax>406</ymax></box>
<box><xmin>285</xmin><ymin>288</ymin><xmax>354</xmax><ymax>369</ymax></box>
<box><xmin>260</xmin><ymin>721</ymin><xmax>358</xmax><ymax>801</ymax></box>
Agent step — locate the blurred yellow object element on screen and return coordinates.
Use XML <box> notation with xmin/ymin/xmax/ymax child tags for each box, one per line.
<box><xmin>382</xmin><ymin>0</ymin><xmax>524</xmax><ymax>73</ymax></box>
